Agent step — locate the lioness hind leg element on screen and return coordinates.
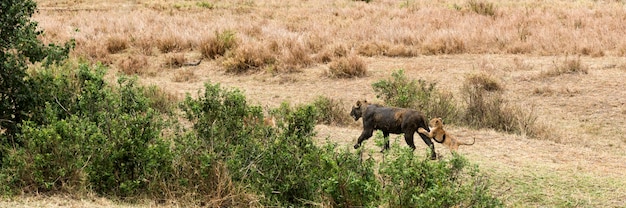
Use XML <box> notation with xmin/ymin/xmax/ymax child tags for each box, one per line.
<box><xmin>416</xmin><ymin>133</ymin><xmax>437</xmax><ymax>160</ymax></box>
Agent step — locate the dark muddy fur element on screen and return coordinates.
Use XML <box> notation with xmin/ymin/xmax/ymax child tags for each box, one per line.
<box><xmin>351</xmin><ymin>100</ymin><xmax>436</xmax><ymax>160</ymax></box>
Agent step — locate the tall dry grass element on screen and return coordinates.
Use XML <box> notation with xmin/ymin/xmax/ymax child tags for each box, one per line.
<box><xmin>34</xmin><ymin>0</ymin><xmax>626</xmax><ymax>74</ymax></box>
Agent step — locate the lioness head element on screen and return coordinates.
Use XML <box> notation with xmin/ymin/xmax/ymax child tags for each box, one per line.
<box><xmin>429</xmin><ymin>117</ymin><xmax>444</xmax><ymax>128</ymax></box>
<box><xmin>350</xmin><ymin>100</ymin><xmax>368</xmax><ymax>121</ymax></box>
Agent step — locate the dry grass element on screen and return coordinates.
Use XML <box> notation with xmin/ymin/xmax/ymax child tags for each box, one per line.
<box><xmin>105</xmin><ymin>35</ymin><xmax>128</xmax><ymax>54</ymax></box>
<box><xmin>327</xmin><ymin>54</ymin><xmax>367</xmax><ymax>78</ymax></box>
<box><xmin>222</xmin><ymin>43</ymin><xmax>276</xmax><ymax>74</ymax></box>
<box><xmin>545</xmin><ymin>57</ymin><xmax>589</xmax><ymax>77</ymax></box>
<box><xmin>172</xmin><ymin>68</ymin><xmax>198</xmax><ymax>83</ymax></box>
<box><xmin>199</xmin><ymin>30</ymin><xmax>237</xmax><ymax>59</ymax></box>
<box><xmin>116</xmin><ymin>54</ymin><xmax>149</xmax><ymax>75</ymax></box>
<box><xmin>163</xmin><ymin>53</ymin><xmax>187</xmax><ymax>68</ymax></box>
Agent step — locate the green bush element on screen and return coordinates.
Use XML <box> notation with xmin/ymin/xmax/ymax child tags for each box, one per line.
<box><xmin>319</xmin><ymin>143</ymin><xmax>380</xmax><ymax>207</ymax></box>
<box><xmin>1</xmin><ymin>0</ymin><xmax>74</xmax><ymax>145</ymax></box>
<box><xmin>372</xmin><ymin>69</ymin><xmax>460</xmax><ymax>121</ymax></box>
<box><xmin>2</xmin><ymin>115</ymin><xmax>104</xmax><ymax>193</ymax></box>
<box><xmin>379</xmin><ymin>141</ymin><xmax>502</xmax><ymax>207</ymax></box>
<box><xmin>1</xmin><ymin>63</ymin><xmax>173</xmax><ymax>197</ymax></box>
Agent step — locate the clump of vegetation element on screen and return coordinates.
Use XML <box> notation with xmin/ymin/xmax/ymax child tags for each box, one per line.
<box><xmin>378</xmin><ymin>139</ymin><xmax>503</xmax><ymax>207</ymax></box>
<box><xmin>117</xmin><ymin>54</ymin><xmax>148</xmax><ymax>75</ymax></box>
<box><xmin>421</xmin><ymin>32</ymin><xmax>466</xmax><ymax>55</ymax></box>
<box><xmin>200</xmin><ymin>30</ymin><xmax>237</xmax><ymax>59</ymax></box>
<box><xmin>163</xmin><ymin>53</ymin><xmax>186</xmax><ymax>68</ymax></box>
<box><xmin>467</xmin><ymin>0</ymin><xmax>496</xmax><ymax>17</ymax></box>
<box><xmin>222</xmin><ymin>44</ymin><xmax>276</xmax><ymax>74</ymax></box>
<box><xmin>196</xmin><ymin>1</ymin><xmax>215</xmax><ymax>9</ymax></box>
<box><xmin>327</xmin><ymin>54</ymin><xmax>368</xmax><ymax>78</ymax></box>
<box><xmin>106</xmin><ymin>35</ymin><xmax>129</xmax><ymax>54</ymax></box>
<box><xmin>156</xmin><ymin>36</ymin><xmax>181</xmax><ymax>53</ymax></box>
<box><xmin>372</xmin><ymin>69</ymin><xmax>460</xmax><ymax>122</ymax></box>
<box><xmin>312</xmin><ymin>96</ymin><xmax>352</xmax><ymax>126</ymax></box>
<box><xmin>278</xmin><ymin>40</ymin><xmax>313</xmax><ymax>73</ymax></box>
<box><xmin>540</xmin><ymin>57</ymin><xmax>589</xmax><ymax>78</ymax></box>
<box><xmin>461</xmin><ymin>72</ymin><xmax>539</xmax><ymax>137</ymax></box>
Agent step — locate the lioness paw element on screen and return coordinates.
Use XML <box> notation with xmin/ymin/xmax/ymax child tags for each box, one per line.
<box><xmin>418</xmin><ymin>127</ymin><xmax>427</xmax><ymax>133</ymax></box>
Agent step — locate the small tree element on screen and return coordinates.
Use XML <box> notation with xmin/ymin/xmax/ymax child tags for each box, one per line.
<box><xmin>1</xmin><ymin>0</ymin><xmax>74</xmax><ymax>144</ymax></box>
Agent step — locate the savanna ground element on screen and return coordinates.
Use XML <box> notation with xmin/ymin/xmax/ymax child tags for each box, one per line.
<box><xmin>4</xmin><ymin>0</ymin><xmax>626</xmax><ymax>207</ymax></box>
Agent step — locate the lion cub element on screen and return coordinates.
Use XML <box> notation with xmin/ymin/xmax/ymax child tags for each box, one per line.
<box><xmin>418</xmin><ymin>118</ymin><xmax>475</xmax><ymax>152</ymax></box>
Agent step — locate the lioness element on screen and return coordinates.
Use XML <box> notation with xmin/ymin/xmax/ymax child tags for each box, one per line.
<box><xmin>350</xmin><ymin>100</ymin><xmax>437</xmax><ymax>160</ymax></box>
<box><xmin>418</xmin><ymin>118</ymin><xmax>475</xmax><ymax>152</ymax></box>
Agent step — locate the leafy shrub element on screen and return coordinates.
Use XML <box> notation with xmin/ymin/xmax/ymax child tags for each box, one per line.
<box><xmin>1</xmin><ymin>63</ymin><xmax>173</xmax><ymax>197</ymax></box>
<box><xmin>372</xmin><ymin>69</ymin><xmax>459</xmax><ymax>121</ymax></box>
<box><xmin>327</xmin><ymin>54</ymin><xmax>367</xmax><ymax>78</ymax></box>
<box><xmin>2</xmin><ymin>115</ymin><xmax>104</xmax><ymax>193</ymax></box>
<box><xmin>319</xmin><ymin>143</ymin><xmax>380</xmax><ymax>207</ymax></box>
<box><xmin>200</xmin><ymin>30</ymin><xmax>237</xmax><ymax>59</ymax></box>
<box><xmin>379</xmin><ymin>141</ymin><xmax>502</xmax><ymax>207</ymax></box>
<box><xmin>0</xmin><ymin>0</ymin><xmax>73</xmax><ymax>143</ymax></box>
<box><xmin>312</xmin><ymin>96</ymin><xmax>351</xmax><ymax>126</ymax></box>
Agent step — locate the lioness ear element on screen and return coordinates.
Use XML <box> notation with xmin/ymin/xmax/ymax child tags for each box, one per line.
<box><xmin>356</xmin><ymin>100</ymin><xmax>361</xmax><ymax>106</ymax></box>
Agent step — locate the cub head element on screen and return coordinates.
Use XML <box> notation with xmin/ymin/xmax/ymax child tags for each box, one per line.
<box><xmin>429</xmin><ymin>117</ymin><xmax>444</xmax><ymax>128</ymax></box>
<box><xmin>350</xmin><ymin>100</ymin><xmax>368</xmax><ymax>121</ymax></box>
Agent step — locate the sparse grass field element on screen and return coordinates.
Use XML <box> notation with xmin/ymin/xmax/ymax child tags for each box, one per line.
<box><xmin>6</xmin><ymin>0</ymin><xmax>625</xmax><ymax>207</ymax></box>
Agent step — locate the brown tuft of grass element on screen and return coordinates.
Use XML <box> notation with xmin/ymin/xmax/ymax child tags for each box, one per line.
<box><xmin>163</xmin><ymin>53</ymin><xmax>187</xmax><ymax>68</ymax></box>
<box><xmin>106</xmin><ymin>35</ymin><xmax>128</xmax><ymax>54</ymax></box>
<box><xmin>132</xmin><ymin>37</ymin><xmax>155</xmax><ymax>56</ymax></box>
<box><xmin>222</xmin><ymin>43</ymin><xmax>276</xmax><ymax>74</ymax></box>
<box><xmin>461</xmin><ymin>73</ymin><xmax>540</xmax><ymax>138</ymax></box>
<box><xmin>313</xmin><ymin>49</ymin><xmax>333</xmax><ymax>64</ymax></box>
<box><xmin>157</xmin><ymin>36</ymin><xmax>182</xmax><ymax>53</ymax></box>
<box><xmin>539</xmin><ymin>57</ymin><xmax>589</xmax><ymax>78</ymax></box>
<box><xmin>144</xmin><ymin>86</ymin><xmax>179</xmax><ymax>114</ymax></box>
<box><xmin>467</xmin><ymin>0</ymin><xmax>496</xmax><ymax>17</ymax></box>
<box><xmin>386</xmin><ymin>45</ymin><xmax>417</xmax><ymax>57</ymax></box>
<box><xmin>357</xmin><ymin>41</ymin><xmax>389</xmax><ymax>57</ymax></box>
<box><xmin>327</xmin><ymin>54</ymin><xmax>367</xmax><ymax>78</ymax></box>
<box><xmin>465</xmin><ymin>72</ymin><xmax>503</xmax><ymax>92</ymax></box>
<box><xmin>533</xmin><ymin>86</ymin><xmax>555</xmax><ymax>96</ymax></box>
<box><xmin>421</xmin><ymin>32</ymin><xmax>466</xmax><ymax>55</ymax></box>
<box><xmin>199</xmin><ymin>30</ymin><xmax>237</xmax><ymax>59</ymax></box>
<box><xmin>172</xmin><ymin>68</ymin><xmax>199</xmax><ymax>83</ymax></box>
<box><xmin>312</xmin><ymin>96</ymin><xmax>352</xmax><ymax>126</ymax></box>
<box><xmin>117</xmin><ymin>54</ymin><xmax>149</xmax><ymax>75</ymax></box>
<box><xmin>279</xmin><ymin>40</ymin><xmax>312</xmax><ymax>73</ymax></box>
<box><xmin>73</xmin><ymin>40</ymin><xmax>112</xmax><ymax>65</ymax></box>
<box><xmin>331</xmin><ymin>43</ymin><xmax>349</xmax><ymax>58</ymax></box>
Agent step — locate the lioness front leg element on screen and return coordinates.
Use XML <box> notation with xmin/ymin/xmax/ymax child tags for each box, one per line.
<box><xmin>418</xmin><ymin>127</ymin><xmax>434</xmax><ymax>138</ymax></box>
<box><xmin>354</xmin><ymin>129</ymin><xmax>374</xmax><ymax>149</ymax></box>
